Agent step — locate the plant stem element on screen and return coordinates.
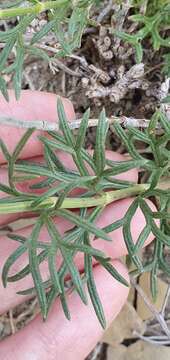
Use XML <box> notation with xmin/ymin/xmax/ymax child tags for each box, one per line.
<box><xmin>0</xmin><ymin>0</ymin><xmax>69</xmax><ymax>18</ymax></box>
<box><xmin>0</xmin><ymin>115</ymin><xmax>159</xmax><ymax>131</ymax></box>
<box><xmin>0</xmin><ymin>183</ymin><xmax>149</xmax><ymax>215</ymax></box>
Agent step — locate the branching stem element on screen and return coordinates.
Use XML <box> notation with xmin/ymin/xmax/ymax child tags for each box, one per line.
<box><xmin>0</xmin><ymin>183</ymin><xmax>150</xmax><ymax>214</ymax></box>
<box><xmin>0</xmin><ymin>0</ymin><xmax>69</xmax><ymax>18</ymax></box>
<box><xmin>1</xmin><ymin>180</ymin><xmax>170</xmax><ymax>215</ymax></box>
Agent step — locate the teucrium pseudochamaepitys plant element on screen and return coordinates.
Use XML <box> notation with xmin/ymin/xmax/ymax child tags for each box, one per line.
<box><xmin>0</xmin><ymin>99</ymin><xmax>170</xmax><ymax>328</ymax></box>
<box><xmin>0</xmin><ymin>0</ymin><xmax>170</xmax><ymax>328</ymax></box>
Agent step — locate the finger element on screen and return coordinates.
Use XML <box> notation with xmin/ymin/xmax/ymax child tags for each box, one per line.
<box><xmin>0</xmin><ymin>151</ymin><xmax>138</xmax><ymax>227</ymax></box>
<box><xmin>0</xmin><ymin>90</ymin><xmax>75</xmax><ymax>163</ymax></box>
<box><xmin>0</xmin><ymin>197</ymin><xmax>156</xmax><ymax>313</ymax></box>
<box><xmin>0</xmin><ymin>260</ymin><xmax>129</xmax><ymax>360</ymax></box>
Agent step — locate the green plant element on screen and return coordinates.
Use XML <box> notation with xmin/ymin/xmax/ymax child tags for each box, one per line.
<box><xmin>0</xmin><ymin>99</ymin><xmax>170</xmax><ymax>328</ymax></box>
<box><xmin>0</xmin><ymin>0</ymin><xmax>169</xmax><ymax>101</ymax></box>
<box><xmin>0</xmin><ymin>0</ymin><xmax>170</xmax><ymax>329</ymax></box>
<box><xmin>0</xmin><ymin>0</ymin><xmax>100</xmax><ymax>100</ymax></box>
<box><xmin>112</xmin><ymin>2</ymin><xmax>170</xmax><ymax>64</ymax></box>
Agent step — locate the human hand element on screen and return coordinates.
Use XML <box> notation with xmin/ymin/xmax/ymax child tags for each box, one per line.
<box><xmin>0</xmin><ymin>91</ymin><xmax>155</xmax><ymax>360</ymax></box>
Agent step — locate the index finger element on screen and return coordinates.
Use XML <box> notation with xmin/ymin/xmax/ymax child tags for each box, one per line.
<box><xmin>0</xmin><ymin>90</ymin><xmax>75</xmax><ymax>164</ymax></box>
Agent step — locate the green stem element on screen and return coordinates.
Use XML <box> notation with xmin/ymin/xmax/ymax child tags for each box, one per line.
<box><xmin>0</xmin><ymin>184</ymin><xmax>149</xmax><ymax>215</ymax></box>
<box><xmin>0</xmin><ymin>0</ymin><xmax>69</xmax><ymax>18</ymax></box>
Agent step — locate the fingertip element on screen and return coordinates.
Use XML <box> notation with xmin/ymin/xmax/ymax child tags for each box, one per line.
<box><xmin>0</xmin><ymin>260</ymin><xmax>129</xmax><ymax>360</ymax></box>
<box><xmin>0</xmin><ymin>90</ymin><xmax>75</xmax><ymax>121</ymax></box>
<box><xmin>0</xmin><ymin>90</ymin><xmax>75</xmax><ymax>162</ymax></box>
<box><xmin>112</xmin><ymin>259</ymin><xmax>130</xmax><ymax>286</ymax></box>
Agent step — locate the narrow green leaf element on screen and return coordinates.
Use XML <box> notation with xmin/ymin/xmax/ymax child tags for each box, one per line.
<box><xmin>73</xmin><ymin>150</ymin><xmax>89</xmax><ymax>177</ymax></box>
<box><xmin>75</xmin><ymin>108</ymin><xmax>90</xmax><ymax>150</ymax></box>
<box><xmin>59</xmin><ymin>279</ymin><xmax>71</xmax><ymax>320</ymax></box>
<box><xmin>17</xmin><ymin>279</ymin><xmax>51</xmax><ymax>296</ymax></box>
<box><xmin>102</xmin><ymin>218</ymin><xmax>124</xmax><ymax>234</ymax></box>
<box><xmin>81</xmin><ymin>148</ymin><xmax>96</xmax><ymax>173</ymax></box>
<box><xmin>39</xmin><ymin>136</ymin><xmax>75</xmax><ymax>155</ymax></box>
<box><xmin>44</xmin><ymin>143</ymin><xmax>66</xmax><ymax>172</ymax></box>
<box><xmin>48</xmin><ymin>250</ymin><xmax>62</xmax><ymax>294</ymax></box>
<box><xmin>102</xmin><ymin>177</ymin><xmax>134</xmax><ymax>189</ymax></box>
<box><xmin>31</xmin><ymin>19</ymin><xmax>57</xmax><ymax>44</ymax></box>
<box><xmin>0</xmin><ymin>0</ymin><xmax>24</xmax><ymax>9</ymax></box>
<box><xmin>93</xmin><ymin>109</ymin><xmax>108</xmax><ymax>175</ymax></box>
<box><xmin>55</xmin><ymin>176</ymin><xmax>95</xmax><ymax>208</ymax></box>
<box><xmin>113</xmin><ymin>30</ymin><xmax>136</xmax><ymax>44</ymax></box>
<box><xmin>57</xmin><ymin>98</ymin><xmax>75</xmax><ymax>147</ymax></box>
<box><xmin>7</xmin><ymin>249</ymin><xmax>48</xmax><ymax>283</ymax></box>
<box><xmin>0</xmin><ymin>138</ymin><xmax>11</xmax><ymax>162</ymax></box>
<box><xmin>60</xmin><ymin>247</ymin><xmax>87</xmax><ymax>305</ymax></box>
<box><xmin>2</xmin><ymin>244</ymin><xmax>27</xmax><ymax>287</ymax></box>
<box><xmin>46</xmin><ymin>286</ymin><xmax>60</xmax><ymax>317</ymax></box>
<box><xmin>7</xmin><ymin>233</ymin><xmax>49</xmax><ymax>249</ymax></box>
<box><xmin>13</xmin><ymin>45</ymin><xmax>25</xmax><ymax>100</ymax></box>
<box><xmin>46</xmin><ymin>217</ymin><xmax>87</xmax><ymax>305</ymax></box>
<box><xmin>30</xmin><ymin>177</ymin><xmax>56</xmax><ymax>190</ymax></box>
<box><xmin>0</xmin><ymin>37</ymin><xmax>16</xmax><ymax>72</ymax></box>
<box><xmin>161</xmin><ymin>95</ymin><xmax>170</xmax><ymax>104</ymax></box>
<box><xmin>123</xmin><ymin>199</ymin><xmax>143</xmax><ymax>271</ymax></box>
<box><xmin>150</xmin><ymin>221</ymin><xmax>170</xmax><ymax>246</ymax></box>
<box><xmin>31</xmin><ymin>183</ymin><xmax>67</xmax><ymax>209</ymax></box>
<box><xmin>9</xmin><ymin>128</ymin><xmax>35</xmax><ymax>188</ymax></box>
<box><xmin>113</xmin><ymin>121</ymin><xmax>142</xmax><ymax>160</ymax></box>
<box><xmin>47</xmin><ymin>131</ymin><xmax>66</xmax><ymax>145</ymax></box>
<box><xmin>104</xmin><ymin>159</ymin><xmax>148</xmax><ymax>176</ymax></box>
<box><xmin>96</xmin><ymin>258</ymin><xmax>129</xmax><ymax>287</ymax></box>
<box><xmin>128</xmin><ymin>127</ymin><xmax>150</xmax><ymax>143</ymax></box>
<box><xmin>159</xmin><ymin>111</ymin><xmax>170</xmax><ymax>132</ymax></box>
<box><xmin>134</xmin><ymin>224</ymin><xmax>151</xmax><ymax>253</ymax></box>
<box><xmin>0</xmin><ymin>77</ymin><xmax>9</xmax><ymax>101</ymax></box>
<box><xmin>135</xmin><ymin>42</ymin><xmax>143</xmax><ymax>63</ymax></box>
<box><xmin>56</xmin><ymin>209</ymin><xmax>111</xmax><ymax>242</ymax></box>
<box><xmin>15</xmin><ymin>162</ymin><xmax>79</xmax><ymax>182</ymax></box>
<box><xmin>12</xmin><ymin>128</ymin><xmax>35</xmax><ymax>163</ymax></box>
<box><xmin>28</xmin><ymin>218</ymin><xmax>47</xmax><ymax>319</ymax></box>
<box><xmin>84</xmin><ymin>234</ymin><xmax>106</xmax><ymax>329</ymax></box>
<box><xmin>61</xmin><ymin>241</ymin><xmax>107</xmax><ymax>259</ymax></box>
<box><xmin>0</xmin><ymin>15</ymin><xmax>35</xmax><ymax>42</ymax></box>
<box><xmin>0</xmin><ymin>183</ymin><xmax>19</xmax><ymax>196</ymax></box>
<box><xmin>148</xmin><ymin>168</ymin><xmax>164</xmax><ymax>190</ymax></box>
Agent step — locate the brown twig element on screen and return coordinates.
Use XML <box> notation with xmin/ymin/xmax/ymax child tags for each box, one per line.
<box><xmin>96</xmin><ymin>0</ymin><xmax>113</xmax><ymax>23</ymax></box>
<box><xmin>9</xmin><ymin>309</ymin><xmax>15</xmax><ymax>335</ymax></box>
<box><xmin>131</xmin><ymin>278</ymin><xmax>170</xmax><ymax>339</ymax></box>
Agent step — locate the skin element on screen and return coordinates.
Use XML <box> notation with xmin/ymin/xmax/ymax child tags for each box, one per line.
<box><xmin>0</xmin><ymin>91</ymin><xmax>156</xmax><ymax>360</ymax></box>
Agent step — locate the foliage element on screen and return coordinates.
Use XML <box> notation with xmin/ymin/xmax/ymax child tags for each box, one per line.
<box><xmin>0</xmin><ymin>0</ymin><xmax>99</xmax><ymax>100</ymax></box>
<box><xmin>113</xmin><ymin>1</ymin><xmax>170</xmax><ymax>64</ymax></box>
<box><xmin>0</xmin><ymin>0</ymin><xmax>169</xmax><ymax>100</ymax></box>
<box><xmin>0</xmin><ymin>100</ymin><xmax>170</xmax><ymax>327</ymax></box>
<box><xmin>0</xmin><ymin>0</ymin><xmax>170</xmax><ymax>328</ymax></box>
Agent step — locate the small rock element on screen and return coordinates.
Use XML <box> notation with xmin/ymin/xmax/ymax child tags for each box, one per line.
<box><xmin>102</xmin><ymin>302</ymin><xmax>145</xmax><ymax>346</ymax></box>
<box><xmin>137</xmin><ymin>273</ymin><xmax>169</xmax><ymax>320</ymax></box>
<box><xmin>107</xmin><ymin>345</ymin><xmax>126</xmax><ymax>360</ymax></box>
<box><xmin>107</xmin><ymin>341</ymin><xmax>170</xmax><ymax>360</ymax></box>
